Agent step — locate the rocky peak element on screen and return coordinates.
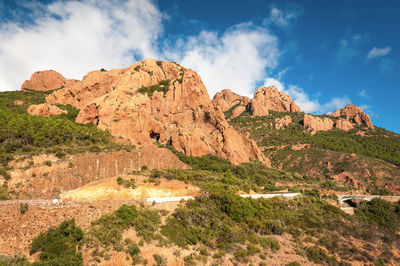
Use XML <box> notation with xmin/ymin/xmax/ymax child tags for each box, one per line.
<box><xmin>251</xmin><ymin>87</ymin><xmax>301</xmax><ymax>116</ymax></box>
<box><xmin>21</xmin><ymin>70</ymin><xmax>78</xmax><ymax>92</ymax></box>
<box><xmin>331</xmin><ymin>104</ymin><xmax>373</xmax><ymax>129</ymax></box>
<box><xmin>22</xmin><ymin>59</ymin><xmax>267</xmax><ymax>165</ymax></box>
<box><xmin>212</xmin><ymin>87</ymin><xmax>301</xmax><ymax>118</ymax></box>
<box><xmin>212</xmin><ymin>89</ymin><xmax>250</xmax><ymax>112</ymax></box>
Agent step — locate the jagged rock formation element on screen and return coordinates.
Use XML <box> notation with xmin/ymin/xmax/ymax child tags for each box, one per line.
<box><xmin>332</xmin><ymin>104</ymin><xmax>373</xmax><ymax>129</ymax></box>
<box><xmin>21</xmin><ymin>70</ymin><xmax>78</xmax><ymax>92</ymax></box>
<box><xmin>212</xmin><ymin>87</ymin><xmax>300</xmax><ymax>118</ymax></box>
<box><xmin>251</xmin><ymin>87</ymin><xmax>301</xmax><ymax>116</ymax></box>
<box><xmin>303</xmin><ymin>114</ymin><xmax>334</xmax><ymax>135</ymax></box>
<box><xmin>27</xmin><ymin>103</ymin><xmax>67</xmax><ymax>117</ymax></box>
<box><xmin>22</xmin><ymin>59</ymin><xmax>267</xmax><ymax>165</ymax></box>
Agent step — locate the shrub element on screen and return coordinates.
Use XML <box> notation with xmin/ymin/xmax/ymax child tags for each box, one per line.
<box><xmin>44</xmin><ymin>161</ymin><xmax>52</xmax><ymax>167</ymax></box>
<box><xmin>30</xmin><ymin>219</ymin><xmax>83</xmax><ymax>265</ymax></box>
<box><xmin>20</xmin><ymin>203</ymin><xmax>29</xmax><ymax>214</ymax></box>
<box><xmin>55</xmin><ymin>150</ymin><xmax>66</xmax><ymax>158</ymax></box>
<box><xmin>356</xmin><ymin>198</ymin><xmax>399</xmax><ymax>232</ymax></box>
<box><xmin>86</xmin><ymin>204</ymin><xmax>161</xmax><ymax>250</ymax></box>
<box><xmin>153</xmin><ymin>254</ymin><xmax>166</xmax><ymax>266</ymax></box>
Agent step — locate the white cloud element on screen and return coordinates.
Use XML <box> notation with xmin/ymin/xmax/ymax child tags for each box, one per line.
<box><xmin>264</xmin><ymin>77</ymin><xmax>284</xmax><ymax>91</ymax></box>
<box><xmin>367</xmin><ymin>46</ymin><xmax>391</xmax><ymax>59</ymax></box>
<box><xmin>165</xmin><ymin>24</ymin><xmax>280</xmax><ymax>97</ymax></box>
<box><xmin>0</xmin><ymin>0</ymin><xmax>163</xmax><ymax>91</ymax></box>
<box><xmin>0</xmin><ymin>0</ymin><xmax>281</xmax><ymax>98</ymax></box>
<box><xmin>264</xmin><ymin>5</ymin><xmax>304</xmax><ymax>28</ymax></box>
<box><xmin>359</xmin><ymin>89</ymin><xmax>369</xmax><ymax>99</ymax></box>
<box><xmin>263</xmin><ymin>78</ymin><xmax>350</xmax><ymax>114</ymax></box>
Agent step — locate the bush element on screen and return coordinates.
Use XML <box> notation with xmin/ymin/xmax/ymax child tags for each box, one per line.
<box><xmin>55</xmin><ymin>150</ymin><xmax>66</xmax><ymax>159</ymax></box>
<box><xmin>86</xmin><ymin>204</ymin><xmax>161</xmax><ymax>250</ymax></box>
<box><xmin>30</xmin><ymin>219</ymin><xmax>83</xmax><ymax>265</ymax></box>
<box><xmin>20</xmin><ymin>203</ymin><xmax>29</xmax><ymax>214</ymax></box>
<box><xmin>153</xmin><ymin>254</ymin><xmax>166</xmax><ymax>266</ymax></box>
<box><xmin>356</xmin><ymin>198</ymin><xmax>399</xmax><ymax>232</ymax></box>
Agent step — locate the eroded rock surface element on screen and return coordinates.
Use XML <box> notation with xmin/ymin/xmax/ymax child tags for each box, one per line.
<box><xmin>303</xmin><ymin>114</ymin><xmax>334</xmax><ymax>135</ymax></box>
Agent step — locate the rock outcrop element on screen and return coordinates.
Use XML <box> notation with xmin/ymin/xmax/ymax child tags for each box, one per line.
<box><xmin>27</xmin><ymin>103</ymin><xmax>67</xmax><ymax>117</ymax></box>
<box><xmin>331</xmin><ymin>104</ymin><xmax>373</xmax><ymax>129</ymax></box>
<box><xmin>303</xmin><ymin>114</ymin><xmax>334</xmax><ymax>135</ymax></box>
<box><xmin>275</xmin><ymin>115</ymin><xmax>292</xmax><ymax>130</ymax></box>
<box><xmin>251</xmin><ymin>87</ymin><xmax>301</xmax><ymax>116</ymax></box>
<box><xmin>212</xmin><ymin>87</ymin><xmax>301</xmax><ymax>118</ymax></box>
<box><xmin>23</xmin><ymin>59</ymin><xmax>267</xmax><ymax>165</ymax></box>
<box><xmin>212</xmin><ymin>89</ymin><xmax>250</xmax><ymax>112</ymax></box>
<box><xmin>335</xmin><ymin>118</ymin><xmax>354</xmax><ymax>132</ymax></box>
<box><xmin>21</xmin><ymin>70</ymin><xmax>78</xmax><ymax>92</ymax></box>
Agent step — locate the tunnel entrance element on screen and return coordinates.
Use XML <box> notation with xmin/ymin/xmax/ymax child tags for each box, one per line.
<box><xmin>150</xmin><ymin>131</ymin><xmax>160</xmax><ymax>141</ymax></box>
<box><xmin>343</xmin><ymin>199</ymin><xmax>357</xmax><ymax>208</ymax></box>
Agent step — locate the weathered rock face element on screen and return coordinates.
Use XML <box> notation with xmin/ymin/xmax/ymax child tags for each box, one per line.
<box><xmin>27</xmin><ymin>103</ymin><xmax>67</xmax><ymax>117</ymax></box>
<box><xmin>335</xmin><ymin>118</ymin><xmax>354</xmax><ymax>132</ymax></box>
<box><xmin>21</xmin><ymin>70</ymin><xmax>78</xmax><ymax>92</ymax></box>
<box><xmin>331</xmin><ymin>104</ymin><xmax>373</xmax><ymax>129</ymax></box>
<box><xmin>212</xmin><ymin>89</ymin><xmax>250</xmax><ymax>112</ymax></box>
<box><xmin>251</xmin><ymin>87</ymin><xmax>301</xmax><ymax>116</ymax></box>
<box><xmin>275</xmin><ymin>115</ymin><xmax>292</xmax><ymax>130</ymax></box>
<box><xmin>303</xmin><ymin>114</ymin><xmax>334</xmax><ymax>135</ymax></box>
<box><xmin>23</xmin><ymin>59</ymin><xmax>267</xmax><ymax>165</ymax></box>
<box><xmin>7</xmin><ymin>145</ymin><xmax>189</xmax><ymax>199</ymax></box>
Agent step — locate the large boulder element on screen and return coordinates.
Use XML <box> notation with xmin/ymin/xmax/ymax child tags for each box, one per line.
<box><xmin>23</xmin><ymin>59</ymin><xmax>267</xmax><ymax>165</ymax></box>
<box><xmin>303</xmin><ymin>114</ymin><xmax>334</xmax><ymax>135</ymax></box>
<box><xmin>275</xmin><ymin>115</ymin><xmax>292</xmax><ymax>129</ymax></box>
<box><xmin>335</xmin><ymin>118</ymin><xmax>354</xmax><ymax>131</ymax></box>
<box><xmin>27</xmin><ymin>103</ymin><xmax>67</xmax><ymax>117</ymax></box>
<box><xmin>331</xmin><ymin>104</ymin><xmax>373</xmax><ymax>129</ymax></box>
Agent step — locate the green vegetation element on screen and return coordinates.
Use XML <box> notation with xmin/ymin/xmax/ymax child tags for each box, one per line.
<box><xmin>30</xmin><ymin>219</ymin><xmax>83</xmax><ymax>265</ymax></box>
<box><xmin>116</xmin><ymin>176</ymin><xmax>137</xmax><ymax>189</ymax></box>
<box><xmin>229</xmin><ymin>111</ymin><xmax>400</xmax><ymax>166</ymax></box>
<box><xmin>19</xmin><ymin>203</ymin><xmax>29</xmax><ymax>214</ymax></box>
<box><xmin>355</xmin><ymin>198</ymin><xmax>400</xmax><ymax>232</ymax></box>
<box><xmin>85</xmin><ymin>204</ymin><xmax>161</xmax><ymax>250</ymax></box>
<box><xmin>138</xmin><ymin>80</ymin><xmax>170</xmax><ymax>97</ymax></box>
<box><xmin>0</xmin><ymin>90</ymin><xmax>126</xmax><ymax>157</ymax></box>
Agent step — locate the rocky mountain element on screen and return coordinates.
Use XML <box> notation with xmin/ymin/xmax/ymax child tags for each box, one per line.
<box><xmin>1</xmin><ymin>59</ymin><xmax>400</xmax><ymax>266</ymax></box>
<box><xmin>22</xmin><ymin>59</ymin><xmax>266</xmax><ymax>166</ymax></box>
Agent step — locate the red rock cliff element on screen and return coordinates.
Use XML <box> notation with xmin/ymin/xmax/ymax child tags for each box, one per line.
<box><xmin>22</xmin><ymin>59</ymin><xmax>267</xmax><ymax>165</ymax></box>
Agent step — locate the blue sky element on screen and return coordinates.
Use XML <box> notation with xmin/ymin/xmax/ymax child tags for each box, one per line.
<box><xmin>0</xmin><ymin>0</ymin><xmax>399</xmax><ymax>133</ymax></box>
